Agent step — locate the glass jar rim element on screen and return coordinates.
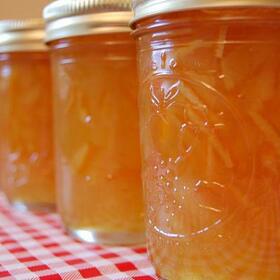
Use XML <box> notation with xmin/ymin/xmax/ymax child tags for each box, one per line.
<box><xmin>131</xmin><ymin>0</ymin><xmax>280</xmax><ymax>27</ymax></box>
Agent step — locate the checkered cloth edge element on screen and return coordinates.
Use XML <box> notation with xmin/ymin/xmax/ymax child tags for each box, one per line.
<box><xmin>0</xmin><ymin>194</ymin><xmax>158</xmax><ymax>280</ymax></box>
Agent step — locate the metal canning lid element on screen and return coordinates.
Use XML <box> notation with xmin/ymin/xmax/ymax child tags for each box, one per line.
<box><xmin>132</xmin><ymin>0</ymin><xmax>280</xmax><ymax>25</ymax></box>
<box><xmin>43</xmin><ymin>0</ymin><xmax>132</xmax><ymax>42</ymax></box>
<box><xmin>0</xmin><ymin>19</ymin><xmax>47</xmax><ymax>53</ymax></box>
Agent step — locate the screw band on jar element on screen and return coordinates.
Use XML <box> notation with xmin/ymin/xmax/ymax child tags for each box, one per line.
<box><xmin>0</xmin><ymin>19</ymin><xmax>47</xmax><ymax>53</ymax></box>
<box><xmin>43</xmin><ymin>0</ymin><xmax>132</xmax><ymax>42</ymax></box>
<box><xmin>131</xmin><ymin>0</ymin><xmax>280</xmax><ymax>25</ymax></box>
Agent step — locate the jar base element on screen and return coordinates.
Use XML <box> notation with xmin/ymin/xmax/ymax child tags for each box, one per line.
<box><xmin>12</xmin><ymin>201</ymin><xmax>56</xmax><ymax>213</ymax></box>
<box><xmin>68</xmin><ymin>227</ymin><xmax>146</xmax><ymax>246</ymax></box>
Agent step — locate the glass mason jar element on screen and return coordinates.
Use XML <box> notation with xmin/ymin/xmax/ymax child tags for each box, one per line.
<box><xmin>0</xmin><ymin>20</ymin><xmax>55</xmax><ymax>212</ymax></box>
<box><xmin>44</xmin><ymin>0</ymin><xmax>144</xmax><ymax>245</ymax></box>
<box><xmin>132</xmin><ymin>1</ymin><xmax>280</xmax><ymax>279</ymax></box>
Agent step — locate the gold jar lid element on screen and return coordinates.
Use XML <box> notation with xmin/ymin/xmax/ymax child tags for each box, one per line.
<box><xmin>132</xmin><ymin>0</ymin><xmax>280</xmax><ymax>24</ymax></box>
<box><xmin>0</xmin><ymin>19</ymin><xmax>47</xmax><ymax>53</ymax></box>
<box><xmin>43</xmin><ymin>0</ymin><xmax>132</xmax><ymax>42</ymax></box>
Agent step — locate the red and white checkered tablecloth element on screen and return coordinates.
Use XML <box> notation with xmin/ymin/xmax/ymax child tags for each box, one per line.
<box><xmin>0</xmin><ymin>193</ymin><xmax>158</xmax><ymax>280</ymax></box>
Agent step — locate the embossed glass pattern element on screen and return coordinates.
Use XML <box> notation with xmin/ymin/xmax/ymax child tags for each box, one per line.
<box><xmin>0</xmin><ymin>52</ymin><xmax>55</xmax><ymax>211</ymax></box>
<box><xmin>134</xmin><ymin>8</ymin><xmax>280</xmax><ymax>279</ymax></box>
<box><xmin>49</xmin><ymin>33</ymin><xmax>144</xmax><ymax>245</ymax></box>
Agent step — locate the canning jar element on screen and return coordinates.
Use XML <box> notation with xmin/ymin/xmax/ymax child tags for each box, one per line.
<box><xmin>44</xmin><ymin>0</ymin><xmax>144</xmax><ymax>245</ymax></box>
<box><xmin>0</xmin><ymin>20</ymin><xmax>55</xmax><ymax>212</ymax></box>
<box><xmin>132</xmin><ymin>1</ymin><xmax>280</xmax><ymax>279</ymax></box>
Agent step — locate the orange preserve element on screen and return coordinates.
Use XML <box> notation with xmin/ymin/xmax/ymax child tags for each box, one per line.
<box><xmin>0</xmin><ymin>20</ymin><xmax>55</xmax><ymax>212</ymax></box>
<box><xmin>44</xmin><ymin>0</ymin><xmax>144</xmax><ymax>244</ymax></box>
<box><xmin>132</xmin><ymin>1</ymin><xmax>280</xmax><ymax>279</ymax></box>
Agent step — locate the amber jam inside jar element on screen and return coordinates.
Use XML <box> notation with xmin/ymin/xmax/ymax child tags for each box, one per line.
<box><xmin>0</xmin><ymin>52</ymin><xmax>55</xmax><ymax>211</ymax></box>
<box><xmin>133</xmin><ymin>7</ymin><xmax>280</xmax><ymax>279</ymax></box>
<box><xmin>49</xmin><ymin>33</ymin><xmax>144</xmax><ymax>245</ymax></box>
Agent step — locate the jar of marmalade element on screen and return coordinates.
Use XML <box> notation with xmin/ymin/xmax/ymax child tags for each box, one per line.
<box><xmin>132</xmin><ymin>0</ymin><xmax>280</xmax><ymax>279</ymax></box>
<box><xmin>0</xmin><ymin>19</ymin><xmax>55</xmax><ymax>212</ymax></box>
<box><xmin>44</xmin><ymin>0</ymin><xmax>144</xmax><ymax>245</ymax></box>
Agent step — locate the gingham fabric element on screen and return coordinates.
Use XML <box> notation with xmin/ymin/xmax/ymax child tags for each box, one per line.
<box><xmin>0</xmin><ymin>194</ymin><xmax>158</xmax><ymax>280</ymax></box>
